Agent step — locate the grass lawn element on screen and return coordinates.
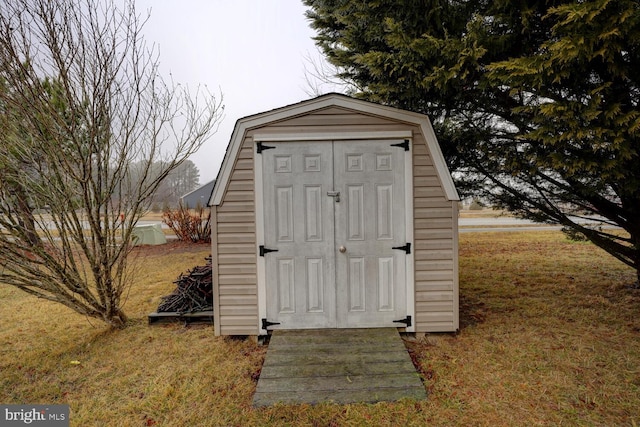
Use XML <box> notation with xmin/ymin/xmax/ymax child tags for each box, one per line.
<box><xmin>1</xmin><ymin>233</ymin><xmax>639</xmax><ymax>426</ymax></box>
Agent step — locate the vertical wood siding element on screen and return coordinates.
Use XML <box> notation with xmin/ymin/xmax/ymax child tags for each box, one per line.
<box><xmin>213</xmin><ymin>106</ymin><xmax>458</xmax><ymax>335</ymax></box>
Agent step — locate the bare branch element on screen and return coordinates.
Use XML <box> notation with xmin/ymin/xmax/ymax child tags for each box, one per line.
<box><xmin>0</xmin><ymin>0</ymin><xmax>224</xmax><ymax>327</ymax></box>
<box><xmin>301</xmin><ymin>49</ymin><xmax>355</xmax><ymax>97</ymax></box>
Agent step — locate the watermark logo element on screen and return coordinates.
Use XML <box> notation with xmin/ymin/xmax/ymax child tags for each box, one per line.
<box><xmin>1</xmin><ymin>405</ymin><xmax>69</xmax><ymax>426</ymax></box>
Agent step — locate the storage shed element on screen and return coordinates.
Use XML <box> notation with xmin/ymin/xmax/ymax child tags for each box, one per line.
<box><xmin>208</xmin><ymin>94</ymin><xmax>459</xmax><ymax>336</ymax></box>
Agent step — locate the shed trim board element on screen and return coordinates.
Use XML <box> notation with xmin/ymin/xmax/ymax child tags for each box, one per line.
<box><xmin>253</xmin><ymin>130</ymin><xmax>413</xmax><ymax>142</ymax></box>
<box><xmin>255</xmin><ymin>134</ymin><xmax>416</xmax><ymax>334</ymax></box>
<box><xmin>209</xmin><ymin>93</ymin><xmax>460</xmax><ymax>336</ymax></box>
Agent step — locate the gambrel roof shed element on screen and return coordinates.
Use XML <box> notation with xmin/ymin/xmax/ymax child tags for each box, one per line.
<box><xmin>209</xmin><ymin>93</ymin><xmax>459</xmax><ymax>336</ymax></box>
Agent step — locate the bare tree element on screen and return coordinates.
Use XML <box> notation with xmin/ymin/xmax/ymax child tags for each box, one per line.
<box><xmin>302</xmin><ymin>49</ymin><xmax>354</xmax><ymax>98</ymax></box>
<box><xmin>0</xmin><ymin>0</ymin><xmax>224</xmax><ymax>327</ymax></box>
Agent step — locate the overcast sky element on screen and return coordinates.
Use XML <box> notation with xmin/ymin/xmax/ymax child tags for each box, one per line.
<box><xmin>135</xmin><ymin>0</ymin><xmax>337</xmax><ymax>184</ymax></box>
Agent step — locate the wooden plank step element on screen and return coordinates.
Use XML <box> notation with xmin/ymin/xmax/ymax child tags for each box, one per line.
<box><xmin>270</xmin><ymin>328</ymin><xmax>396</xmax><ymax>339</ymax></box>
<box><xmin>253</xmin><ymin>387</ymin><xmax>427</xmax><ymax>406</ymax></box>
<box><xmin>253</xmin><ymin>328</ymin><xmax>427</xmax><ymax>407</ymax></box>
<box><xmin>259</xmin><ymin>361</ymin><xmax>417</xmax><ymax>378</ymax></box>
<box><xmin>262</xmin><ymin>350</ymin><xmax>412</xmax><ymax>367</ymax></box>
<box><xmin>269</xmin><ymin>333</ymin><xmax>400</xmax><ymax>346</ymax></box>
<box><xmin>147</xmin><ymin>311</ymin><xmax>214</xmax><ymax>325</ymax></box>
<box><xmin>255</xmin><ymin>373</ymin><xmax>424</xmax><ymax>393</ymax></box>
<box><xmin>266</xmin><ymin>343</ymin><xmax>408</xmax><ymax>355</ymax></box>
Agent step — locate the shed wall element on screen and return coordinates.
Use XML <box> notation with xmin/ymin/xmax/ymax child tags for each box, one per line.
<box><xmin>411</xmin><ymin>129</ymin><xmax>458</xmax><ymax>332</ymax></box>
<box><xmin>212</xmin><ymin>106</ymin><xmax>457</xmax><ymax>335</ymax></box>
<box><xmin>212</xmin><ymin>138</ymin><xmax>257</xmax><ymax>335</ymax></box>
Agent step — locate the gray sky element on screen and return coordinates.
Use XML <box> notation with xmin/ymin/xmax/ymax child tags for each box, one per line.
<box><xmin>136</xmin><ymin>0</ymin><xmax>336</xmax><ymax>184</ymax></box>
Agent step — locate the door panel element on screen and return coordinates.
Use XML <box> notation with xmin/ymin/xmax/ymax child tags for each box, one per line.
<box><xmin>334</xmin><ymin>141</ymin><xmax>407</xmax><ymax>328</ymax></box>
<box><xmin>304</xmin><ymin>186</ymin><xmax>323</xmax><ymax>241</ymax></box>
<box><xmin>346</xmin><ymin>185</ymin><xmax>364</xmax><ymax>240</ymax></box>
<box><xmin>275</xmin><ymin>186</ymin><xmax>293</xmax><ymax>242</ymax></box>
<box><xmin>276</xmin><ymin>258</ymin><xmax>295</xmax><ymax>313</ymax></box>
<box><xmin>263</xmin><ymin>140</ymin><xmax>407</xmax><ymax>329</ymax></box>
<box><xmin>263</xmin><ymin>142</ymin><xmax>336</xmax><ymax>329</ymax></box>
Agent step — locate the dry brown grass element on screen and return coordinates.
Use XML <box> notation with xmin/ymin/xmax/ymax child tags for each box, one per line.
<box><xmin>1</xmin><ymin>233</ymin><xmax>639</xmax><ymax>426</ymax></box>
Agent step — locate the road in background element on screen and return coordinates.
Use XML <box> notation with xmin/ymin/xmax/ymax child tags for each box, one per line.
<box><xmin>459</xmin><ymin>214</ymin><xmax>613</xmax><ymax>233</ymax></box>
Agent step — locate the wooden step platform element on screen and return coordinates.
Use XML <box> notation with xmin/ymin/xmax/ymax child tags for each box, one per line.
<box><xmin>147</xmin><ymin>310</ymin><xmax>213</xmax><ymax>325</ymax></box>
<box><xmin>253</xmin><ymin>328</ymin><xmax>427</xmax><ymax>407</ymax></box>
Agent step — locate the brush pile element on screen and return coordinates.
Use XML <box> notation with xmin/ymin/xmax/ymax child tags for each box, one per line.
<box><xmin>157</xmin><ymin>256</ymin><xmax>213</xmax><ymax>313</ymax></box>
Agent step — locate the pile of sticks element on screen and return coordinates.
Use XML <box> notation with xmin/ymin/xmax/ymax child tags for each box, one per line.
<box><xmin>157</xmin><ymin>256</ymin><xmax>213</xmax><ymax>313</ymax></box>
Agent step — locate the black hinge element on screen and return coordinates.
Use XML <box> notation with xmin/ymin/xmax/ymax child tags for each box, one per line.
<box><xmin>392</xmin><ymin>242</ymin><xmax>411</xmax><ymax>254</ymax></box>
<box><xmin>259</xmin><ymin>245</ymin><xmax>279</xmax><ymax>256</ymax></box>
<box><xmin>393</xmin><ymin>315</ymin><xmax>412</xmax><ymax>327</ymax></box>
<box><xmin>262</xmin><ymin>318</ymin><xmax>281</xmax><ymax>330</ymax></box>
<box><xmin>256</xmin><ymin>142</ymin><xmax>275</xmax><ymax>154</ymax></box>
<box><xmin>390</xmin><ymin>139</ymin><xmax>410</xmax><ymax>151</ymax></box>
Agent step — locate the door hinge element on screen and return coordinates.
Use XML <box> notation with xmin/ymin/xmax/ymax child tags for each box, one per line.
<box><xmin>393</xmin><ymin>315</ymin><xmax>412</xmax><ymax>327</ymax></box>
<box><xmin>262</xmin><ymin>318</ymin><xmax>281</xmax><ymax>330</ymax></box>
<box><xmin>259</xmin><ymin>245</ymin><xmax>279</xmax><ymax>256</ymax></box>
<box><xmin>392</xmin><ymin>242</ymin><xmax>411</xmax><ymax>254</ymax></box>
<box><xmin>390</xmin><ymin>139</ymin><xmax>410</xmax><ymax>151</ymax></box>
<box><xmin>256</xmin><ymin>142</ymin><xmax>275</xmax><ymax>154</ymax></box>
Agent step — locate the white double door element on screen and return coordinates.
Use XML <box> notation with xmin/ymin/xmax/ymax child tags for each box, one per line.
<box><xmin>263</xmin><ymin>140</ymin><xmax>408</xmax><ymax>329</ymax></box>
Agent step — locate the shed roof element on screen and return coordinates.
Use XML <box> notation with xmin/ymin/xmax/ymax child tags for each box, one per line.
<box><xmin>180</xmin><ymin>179</ymin><xmax>215</xmax><ymax>208</ymax></box>
<box><xmin>209</xmin><ymin>93</ymin><xmax>459</xmax><ymax>206</ymax></box>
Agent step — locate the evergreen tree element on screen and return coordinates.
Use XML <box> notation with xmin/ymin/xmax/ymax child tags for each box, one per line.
<box><xmin>305</xmin><ymin>0</ymin><xmax>640</xmax><ymax>283</ymax></box>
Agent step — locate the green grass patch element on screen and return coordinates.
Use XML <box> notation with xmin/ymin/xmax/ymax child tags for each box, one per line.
<box><xmin>1</xmin><ymin>233</ymin><xmax>639</xmax><ymax>426</ymax></box>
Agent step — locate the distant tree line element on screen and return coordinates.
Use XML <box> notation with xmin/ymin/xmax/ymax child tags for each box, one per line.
<box><xmin>149</xmin><ymin>159</ymin><xmax>201</xmax><ymax>209</ymax></box>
